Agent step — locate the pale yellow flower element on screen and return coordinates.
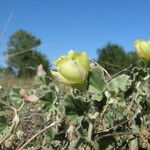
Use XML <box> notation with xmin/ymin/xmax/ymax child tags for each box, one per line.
<box><xmin>51</xmin><ymin>50</ymin><xmax>90</xmax><ymax>86</ymax></box>
<box><xmin>134</xmin><ymin>40</ymin><xmax>150</xmax><ymax>61</ymax></box>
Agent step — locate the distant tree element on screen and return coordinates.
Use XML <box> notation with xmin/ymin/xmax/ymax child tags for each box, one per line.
<box><xmin>6</xmin><ymin>30</ymin><xmax>50</xmax><ymax>76</ymax></box>
<box><xmin>127</xmin><ymin>52</ymin><xmax>150</xmax><ymax>68</ymax></box>
<box><xmin>126</xmin><ymin>52</ymin><xmax>139</xmax><ymax>65</ymax></box>
<box><xmin>97</xmin><ymin>43</ymin><xmax>140</xmax><ymax>74</ymax></box>
<box><xmin>17</xmin><ymin>50</ymin><xmax>50</xmax><ymax>76</ymax></box>
<box><xmin>97</xmin><ymin>43</ymin><xmax>128</xmax><ymax>74</ymax></box>
<box><xmin>0</xmin><ymin>67</ymin><xmax>2</xmax><ymax>72</ymax></box>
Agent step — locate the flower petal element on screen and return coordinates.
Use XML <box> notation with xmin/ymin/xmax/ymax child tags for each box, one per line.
<box><xmin>72</xmin><ymin>51</ymin><xmax>90</xmax><ymax>73</ymax></box>
<box><xmin>51</xmin><ymin>70</ymin><xmax>76</xmax><ymax>84</ymax></box>
<box><xmin>59</xmin><ymin>60</ymin><xmax>85</xmax><ymax>84</ymax></box>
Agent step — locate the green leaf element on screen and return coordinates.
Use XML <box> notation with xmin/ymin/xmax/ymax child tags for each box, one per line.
<box><xmin>64</xmin><ymin>95</ymin><xmax>90</xmax><ymax>123</ymax></box>
<box><xmin>104</xmin><ymin>96</ymin><xmax>128</xmax><ymax>128</ymax></box>
<box><xmin>45</xmin><ymin>128</ymin><xmax>57</xmax><ymax>140</ymax></box>
<box><xmin>9</xmin><ymin>86</ymin><xmax>23</xmax><ymax>104</ymax></box>
<box><xmin>27</xmin><ymin>147</ymin><xmax>37</xmax><ymax>150</ymax></box>
<box><xmin>107</xmin><ymin>74</ymin><xmax>131</xmax><ymax>93</ymax></box>
<box><xmin>39</xmin><ymin>89</ymin><xmax>57</xmax><ymax>111</ymax></box>
<box><xmin>0</xmin><ymin>101</ymin><xmax>8</xmax><ymax>111</ymax></box>
<box><xmin>131</xmin><ymin>67</ymin><xmax>148</xmax><ymax>81</ymax></box>
<box><xmin>34</xmin><ymin>75</ymin><xmax>47</xmax><ymax>86</ymax></box>
<box><xmin>36</xmin><ymin>84</ymin><xmax>58</xmax><ymax>111</ymax></box>
<box><xmin>130</xmin><ymin>123</ymin><xmax>140</xmax><ymax>132</ymax></box>
<box><xmin>129</xmin><ymin>136</ymin><xmax>138</xmax><ymax>150</ymax></box>
<box><xmin>89</xmin><ymin>66</ymin><xmax>106</xmax><ymax>95</ymax></box>
<box><xmin>68</xmin><ymin>138</ymin><xmax>80</xmax><ymax>150</ymax></box>
<box><xmin>51</xmin><ymin>140</ymin><xmax>61</xmax><ymax>148</ymax></box>
<box><xmin>0</xmin><ymin>115</ymin><xmax>8</xmax><ymax>131</ymax></box>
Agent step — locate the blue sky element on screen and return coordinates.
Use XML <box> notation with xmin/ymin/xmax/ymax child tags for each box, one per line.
<box><xmin>0</xmin><ymin>0</ymin><xmax>150</xmax><ymax>66</ymax></box>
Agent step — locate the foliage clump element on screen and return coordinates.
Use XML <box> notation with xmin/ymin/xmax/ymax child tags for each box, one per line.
<box><xmin>0</xmin><ymin>50</ymin><xmax>150</xmax><ymax>150</ymax></box>
<box><xmin>6</xmin><ymin>30</ymin><xmax>50</xmax><ymax>77</ymax></box>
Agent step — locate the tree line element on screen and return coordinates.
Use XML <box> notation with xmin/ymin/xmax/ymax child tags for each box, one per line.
<box><xmin>0</xmin><ymin>29</ymin><xmax>139</xmax><ymax>77</ymax></box>
<box><xmin>97</xmin><ymin>43</ymin><xmax>139</xmax><ymax>74</ymax></box>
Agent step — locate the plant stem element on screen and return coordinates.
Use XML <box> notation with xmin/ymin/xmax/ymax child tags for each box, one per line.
<box><xmin>0</xmin><ymin>107</ymin><xmax>18</xmax><ymax>145</ymax></box>
<box><xmin>87</xmin><ymin>121</ymin><xmax>93</xmax><ymax>141</ymax></box>
<box><xmin>98</xmin><ymin>131</ymin><xmax>139</xmax><ymax>139</ymax></box>
<box><xmin>91</xmin><ymin>60</ymin><xmax>111</xmax><ymax>78</ymax></box>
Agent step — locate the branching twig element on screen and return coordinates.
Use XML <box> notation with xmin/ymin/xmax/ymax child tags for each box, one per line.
<box><xmin>0</xmin><ymin>101</ymin><xmax>25</xmax><ymax>145</ymax></box>
<box><xmin>128</xmin><ymin>81</ymin><xmax>141</xmax><ymax>112</ymax></box>
<box><xmin>0</xmin><ymin>106</ymin><xmax>18</xmax><ymax>144</ymax></box>
<box><xmin>17</xmin><ymin>118</ymin><xmax>63</xmax><ymax>150</ymax></box>
<box><xmin>87</xmin><ymin>121</ymin><xmax>93</xmax><ymax>141</ymax></box>
<box><xmin>97</xmin><ymin>118</ymin><xmax>130</xmax><ymax>134</ymax></box>
<box><xmin>98</xmin><ymin>131</ymin><xmax>139</xmax><ymax>139</ymax></box>
<box><xmin>0</xmin><ymin>10</ymin><xmax>14</xmax><ymax>40</ymax></box>
<box><xmin>0</xmin><ymin>130</ymin><xmax>12</xmax><ymax>145</ymax></box>
<box><xmin>60</xmin><ymin>141</ymin><xmax>69</xmax><ymax>150</ymax></box>
<box><xmin>91</xmin><ymin>60</ymin><xmax>111</xmax><ymax>78</ymax></box>
<box><xmin>108</xmin><ymin>64</ymin><xmax>133</xmax><ymax>81</ymax></box>
<box><xmin>18</xmin><ymin>101</ymin><xmax>25</xmax><ymax>111</ymax></box>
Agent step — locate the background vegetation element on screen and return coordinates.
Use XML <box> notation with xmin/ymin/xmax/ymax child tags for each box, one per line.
<box><xmin>97</xmin><ymin>43</ymin><xmax>139</xmax><ymax>74</ymax></box>
<box><xmin>0</xmin><ymin>30</ymin><xmax>149</xmax><ymax>150</ymax></box>
<box><xmin>0</xmin><ymin>29</ymin><xmax>139</xmax><ymax>78</ymax></box>
<box><xmin>4</xmin><ymin>30</ymin><xmax>50</xmax><ymax>77</ymax></box>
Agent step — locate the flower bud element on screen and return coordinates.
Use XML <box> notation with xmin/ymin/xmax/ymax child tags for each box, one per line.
<box><xmin>37</xmin><ymin>64</ymin><xmax>46</xmax><ymax>77</ymax></box>
<box><xmin>51</xmin><ymin>50</ymin><xmax>90</xmax><ymax>86</ymax></box>
<box><xmin>134</xmin><ymin>40</ymin><xmax>150</xmax><ymax>61</ymax></box>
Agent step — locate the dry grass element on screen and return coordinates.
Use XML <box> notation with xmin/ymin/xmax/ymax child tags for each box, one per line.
<box><xmin>0</xmin><ymin>75</ymin><xmax>34</xmax><ymax>90</ymax></box>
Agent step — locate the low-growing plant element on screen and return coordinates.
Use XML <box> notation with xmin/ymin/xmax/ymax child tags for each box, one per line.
<box><xmin>0</xmin><ymin>43</ymin><xmax>150</xmax><ymax>150</ymax></box>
